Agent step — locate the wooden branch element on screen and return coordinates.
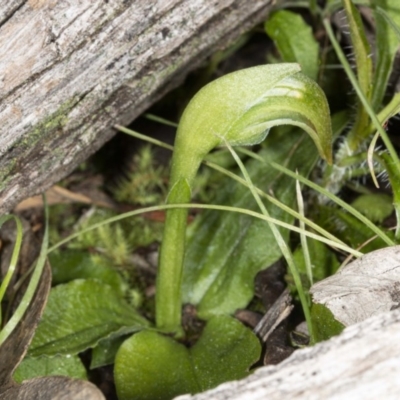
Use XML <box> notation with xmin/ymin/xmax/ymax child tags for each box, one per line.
<box><xmin>176</xmin><ymin>309</ymin><xmax>400</xmax><ymax>399</ymax></box>
<box><xmin>0</xmin><ymin>0</ymin><xmax>275</xmax><ymax>213</ymax></box>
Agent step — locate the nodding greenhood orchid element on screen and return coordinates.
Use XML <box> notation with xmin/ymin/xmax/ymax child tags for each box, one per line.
<box><xmin>156</xmin><ymin>63</ymin><xmax>332</xmax><ymax>334</ymax></box>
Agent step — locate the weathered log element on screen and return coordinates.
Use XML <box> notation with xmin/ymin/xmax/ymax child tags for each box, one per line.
<box><xmin>176</xmin><ymin>309</ymin><xmax>400</xmax><ymax>400</ymax></box>
<box><xmin>0</xmin><ymin>0</ymin><xmax>275</xmax><ymax>213</ymax></box>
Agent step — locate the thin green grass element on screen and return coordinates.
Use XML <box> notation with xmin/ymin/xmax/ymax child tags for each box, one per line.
<box><xmin>225</xmin><ymin>141</ymin><xmax>315</xmax><ymax>342</ymax></box>
<box><xmin>115</xmin><ymin>125</ymin><xmax>351</xmax><ymax>249</ymax></box>
<box><xmin>0</xmin><ymin>198</ymin><xmax>49</xmax><ymax>347</ymax></box>
<box><xmin>296</xmin><ymin>178</ymin><xmax>313</xmax><ymax>286</ymax></box>
<box><xmin>48</xmin><ymin>203</ymin><xmax>362</xmax><ymax>257</ymax></box>
<box><xmin>0</xmin><ymin>215</ymin><xmax>23</xmax><ymax>326</ymax></box>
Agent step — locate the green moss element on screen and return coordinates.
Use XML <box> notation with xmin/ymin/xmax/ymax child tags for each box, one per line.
<box><xmin>0</xmin><ymin>159</ymin><xmax>17</xmax><ymax>192</ymax></box>
<box><xmin>112</xmin><ymin>144</ymin><xmax>168</xmax><ymax>206</ymax></box>
<box><xmin>18</xmin><ymin>98</ymin><xmax>77</xmax><ymax>149</ymax></box>
<box><xmin>351</xmin><ymin>193</ymin><xmax>394</xmax><ymax>223</ymax></box>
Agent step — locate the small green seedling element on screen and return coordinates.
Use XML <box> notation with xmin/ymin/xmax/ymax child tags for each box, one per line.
<box><xmin>114</xmin><ymin>63</ymin><xmax>333</xmax><ymax>399</ymax></box>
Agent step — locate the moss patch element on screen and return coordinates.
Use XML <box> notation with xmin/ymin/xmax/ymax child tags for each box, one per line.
<box><xmin>17</xmin><ymin>98</ymin><xmax>77</xmax><ymax>150</ymax></box>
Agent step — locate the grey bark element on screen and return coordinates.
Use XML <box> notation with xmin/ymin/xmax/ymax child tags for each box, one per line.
<box><xmin>0</xmin><ymin>0</ymin><xmax>275</xmax><ymax>213</ymax></box>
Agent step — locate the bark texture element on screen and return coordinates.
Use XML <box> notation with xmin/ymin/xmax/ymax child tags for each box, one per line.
<box><xmin>176</xmin><ymin>309</ymin><xmax>400</xmax><ymax>400</ymax></box>
<box><xmin>0</xmin><ymin>0</ymin><xmax>274</xmax><ymax>213</ymax></box>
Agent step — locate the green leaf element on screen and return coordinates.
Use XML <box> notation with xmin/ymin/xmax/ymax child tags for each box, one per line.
<box><xmin>375</xmin><ymin>4</ymin><xmax>400</xmax><ymax>40</ymax></box>
<box><xmin>265</xmin><ymin>10</ymin><xmax>320</xmax><ymax>80</ymax></box>
<box><xmin>182</xmin><ymin>129</ymin><xmax>319</xmax><ymax>319</ymax></box>
<box><xmin>371</xmin><ymin>0</ymin><xmax>400</xmax><ymax>109</ymax></box>
<box><xmin>351</xmin><ymin>193</ymin><xmax>394</xmax><ymax>223</ymax></box>
<box><xmin>115</xmin><ymin>331</ymin><xmax>197</xmax><ymax>400</ymax></box>
<box><xmin>311</xmin><ymin>303</ymin><xmax>345</xmax><ymax>342</ymax></box>
<box><xmin>13</xmin><ymin>354</ymin><xmax>87</xmax><ymax>383</ymax></box>
<box><xmin>49</xmin><ymin>250</ymin><xmax>127</xmax><ymax>295</ymax></box>
<box><xmin>317</xmin><ymin>205</ymin><xmax>393</xmax><ymax>253</ymax></box>
<box><xmin>29</xmin><ymin>279</ymin><xmax>149</xmax><ymax>357</ymax></box>
<box><xmin>90</xmin><ymin>328</ymin><xmax>134</xmax><ymax>369</ymax></box>
<box><xmin>190</xmin><ymin>316</ymin><xmax>260</xmax><ymax>390</ymax></box>
<box><xmin>114</xmin><ymin>316</ymin><xmax>260</xmax><ymax>400</ymax></box>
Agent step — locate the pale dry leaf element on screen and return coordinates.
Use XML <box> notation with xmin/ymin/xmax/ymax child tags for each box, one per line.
<box><xmin>0</xmin><ymin>263</ymin><xmax>52</xmax><ymax>388</ymax></box>
<box><xmin>14</xmin><ymin>185</ymin><xmax>114</xmax><ymax>211</ymax></box>
<box><xmin>0</xmin><ymin>376</ymin><xmax>105</xmax><ymax>400</ymax></box>
<box><xmin>14</xmin><ymin>186</ymin><xmax>91</xmax><ymax>211</ymax></box>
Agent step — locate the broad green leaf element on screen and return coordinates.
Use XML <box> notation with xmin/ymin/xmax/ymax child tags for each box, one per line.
<box><xmin>91</xmin><ymin>336</ymin><xmax>125</xmax><ymax>369</ymax></box>
<box><xmin>371</xmin><ymin>0</ymin><xmax>400</xmax><ymax>109</ymax></box>
<box><xmin>265</xmin><ymin>10</ymin><xmax>320</xmax><ymax>80</ymax></box>
<box><xmin>311</xmin><ymin>303</ymin><xmax>345</xmax><ymax>342</ymax></box>
<box><xmin>49</xmin><ymin>250</ymin><xmax>127</xmax><ymax>295</ymax></box>
<box><xmin>375</xmin><ymin>4</ymin><xmax>400</xmax><ymax>40</ymax></box>
<box><xmin>115</xmin><ymin>331</ymin><xmax>197</xmax><ymax>400</ymax></box>
<box><xmin>316</xmin><ymin>205</ymin><xmax>393</xmax><ymax>253</ymax></box>
<box><xmin>29</xmin><ymin>279</ymin><xmax>149</xmax><ymax>357</ymax></box>
<box><xmin>182</xmin><ymin>129</ymin><xmax>319</xmax><ymax>319</ymax></box>
<box><xmin>13</xmin><ymin>354</ymin><xmax>87</xmax><ymax>383</ymax></box>
<box><xmin>190</xmin><ymin>316</ymin><xmax>260</xmax><ymax>390</ymax></box>
<box><xmin>90</xmin><ymin>327</ymin><xmax>136</xmax><ymax>369</ymax></box>
<box><xmin>351</xmin><ymin>193</ymin><xmax>394</xmax><ymax>223</ymax></box>
<box><xmin>114</xmin><ymin>316</ymin><xmax>260</xmax><ymax>400</ymax></box>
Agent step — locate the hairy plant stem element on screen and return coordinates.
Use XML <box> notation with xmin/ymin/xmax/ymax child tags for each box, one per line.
<box><xmin>324</xmin><ymin>19</ymin><xmax>400</xmax><ymax>236</ymax></box>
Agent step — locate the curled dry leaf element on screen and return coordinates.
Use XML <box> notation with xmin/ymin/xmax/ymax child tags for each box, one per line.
<box><xmin>14</xmin><ymin>184</ymin><xmax>115</xmax><ymax>211</ymax></box>
<box><xmin>0</xmin><ymin>262</ymin><xmax>105</xmax><ymax>399</ymax></box>
<box><xmin>0</xmin><ymin>263</ymin><xmax>52</xmax><ymax>389</ymax></box>
<box><xmin>310</xmin><ymin>246</ymin><xmax>400</xmax><ymax>327</ymax></box>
